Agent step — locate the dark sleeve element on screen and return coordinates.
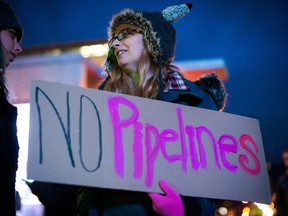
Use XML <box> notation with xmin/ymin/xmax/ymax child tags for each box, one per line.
<box><xmin>0</xmin><ymin>105</ymin><xmax>19</xmax><ymax>215</ymax></box>
<box><xmin>197</xmin><ymin>92</ymin><xmax>218</xmax><ymax>111</ymax></box>
<box><xmin>27</xmin><ymin>181</ymin><xmax>78</xmax><ymax>207</ymax></box>
<box><xmin>182</xmin><ymin>196</ymin><xmax>217</xmax><ymax>216</ymax></box>
<box><xmin>275</xmin><ymin>177</ymin><xmax>285</xmax><ymax>216</ymax></box>
<box><xmin>175</xmin><ymin>90</ymin><xmax>218</xmax><ymax>111</ymax></box>
<box><xmin>76</xmin><ymin>187</ymin><xmax>93</xmax><ymax>216</ymax></box>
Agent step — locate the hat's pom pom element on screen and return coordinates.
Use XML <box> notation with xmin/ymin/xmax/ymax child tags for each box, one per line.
<box><xmin>162</xmin><ymin>3</ymin><xmax>192</xmax><ymax>23</ymax></box>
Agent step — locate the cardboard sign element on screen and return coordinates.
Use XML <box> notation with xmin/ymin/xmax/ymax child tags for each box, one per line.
<box><xmin>27</xmin><ymin>80</ymin><xmax>271</xmax><ymax>204</ymax></box>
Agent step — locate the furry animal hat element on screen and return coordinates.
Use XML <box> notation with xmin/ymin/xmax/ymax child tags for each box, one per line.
<box><xmin>105</xmin><ymin>3</ymin><xmax>192</xmax><ymax>71</ymax></box>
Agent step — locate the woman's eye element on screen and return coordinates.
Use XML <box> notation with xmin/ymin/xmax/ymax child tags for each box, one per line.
<box><xmin>119</xmin><ymin>32</ymin><xmax>129</xmax><ymax>40</ymax></box>
<box><xmin>9</xmin><ymin>31</ymin><xmax>17</xmax><ymax>39</ymax></box>
<box><xmin>118</xmin><ymin>33</ymin><xmax>125</xmax><ymax>40</ymax></box>
<box><xmin>117</xmin><ymin>29</ymin><xmax>134</xmax><ymax>41</ymax></box>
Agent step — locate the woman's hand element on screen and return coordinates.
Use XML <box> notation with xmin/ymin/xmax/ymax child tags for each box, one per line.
<box><xmin>148</xmin><ymin>180</ymin><xmax>184</xmax><ymax>216</ymax></box>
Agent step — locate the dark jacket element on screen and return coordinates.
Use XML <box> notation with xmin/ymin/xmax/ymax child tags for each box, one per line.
<box><xmin>275</xmin><ymin>171</ymin><xmax>288</xmax><ymax>216</ymax></box>
<box><xmin>77</xmin><ymin>74</ymin><xmax>227</xmax><ymax>216</ymax></box>
<box><xmin>26</xmin><ymin>181</ymin><xmax>79</xmax><ymax>216</ymax></box>
<box><xmin>0</xmin><ymin>99</ymin><xmax>19</xmax><ymax>216</ymax></box>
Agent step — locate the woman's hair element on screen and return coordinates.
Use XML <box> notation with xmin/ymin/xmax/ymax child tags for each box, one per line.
<box><xmin>0</xmin><ymin>42</ymin><xmax>9</xmax><ymax>101</ymax></box>
<box><xmin>103</xmin><ymin>45</ymin><xmax>181</xmax><ymax>100</ymax></box>
<box><xmin>0</xmin><ymin>1</ymin><xmax>23</xmax><ymax>102</ymax></box>
<box><xmin>104</xmin><ymin>49</ymin><xmax>157</xmax><ymax>99</ymax></box>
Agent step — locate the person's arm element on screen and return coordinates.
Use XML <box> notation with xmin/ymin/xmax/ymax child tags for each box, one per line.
<box><xmin>182</xmin><ymin>196</ymin><xmax>217</xmax><ymax>216</ymax></box>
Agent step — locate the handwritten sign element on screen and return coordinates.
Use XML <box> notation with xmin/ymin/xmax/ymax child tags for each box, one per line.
<box><xmin>27</xmin><ymin>80</ymin><xmax>271</xmax><ymax>204</ymax></box>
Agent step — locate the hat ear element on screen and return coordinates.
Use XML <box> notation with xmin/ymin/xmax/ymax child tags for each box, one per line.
<box><xmin>162</xmin><ymin>3</ymin><xmax>192</xmax><ymax>23</ymax></box>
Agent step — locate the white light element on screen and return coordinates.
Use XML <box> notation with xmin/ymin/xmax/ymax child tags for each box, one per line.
<box><xmin>254</xmin><ymin>202</ymin><xmax>274</xmax><ymax>216</ymax></box>
<box><xmin>241</xmin><ymin>212</ymin><xmax>249</xmax><ymax>216</ymax></box>
<box><xmin>218</xmin><ymin>207</ymin><xmax>228</xmax><ymax>215</ymax></box>
<box><xmin>79</xmin><ymin>44</ymin><xmax>108</xmax><ymax>58</ymax></box>
<box><xmin>79</xmin><ymin>46</ymin><xmax>91</xmax><ymax>58</ymax></box>
<box><xmin>15</xmin><ymin>103</ymin><xmax>42</xmax><ymax>206</ymax></box>
<box><xmin>90</xmin><ymin>44</ymin><xmax>108</xmax><ymax>56</ymax></box>
<box><xmin>15</xmin><ymin>103</ymin><xmax>30</xmax><ymax>184</ymax></box>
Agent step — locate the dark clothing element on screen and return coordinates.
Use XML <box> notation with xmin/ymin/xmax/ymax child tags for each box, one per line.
<box><xmin>27</xmin><ymin>181</ymin><xmax>79</xmax><ymax>216</ymax></box>
<box><xmin>80</xmin><ymin>188</ymin><xmax>217</xmax><ymax>216</ymax></box>
<box><xmin>78</xmin><ymin>188</ymin><xmax>157</xmax><ymax>216</ymax></box>
<box><xmin>275</xmin><ymin>171</ymin><xmax>288</xmax><ymax>216</ymax></box>
<box><xmin>77</xmin><ymin>75</ymin><xmax>224</xmax><ymax>216</ymax></box>
<box><xmin>0</xmin><ymin>99</ymin><xmax>19</xmax><ymax>216</ymax></box>
<box><xmin>162</xmin><ymin>78</ymin><xmax>218</xmax><ymax>110</ymax></box>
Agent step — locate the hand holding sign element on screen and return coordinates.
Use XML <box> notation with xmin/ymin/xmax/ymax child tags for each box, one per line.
<box><xmin>148</xmin><ymin>180</ymin><xmax>184</xmax><ymax>216</ymax></box>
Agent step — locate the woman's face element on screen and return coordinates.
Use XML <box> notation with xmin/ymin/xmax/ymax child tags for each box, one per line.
<box><xmin>110</xmin><ymin>28</ymin><xmax>145</xmax><ymax>73</ymax></box>
<box><xmin>0</xmin><ymin>29</ymin><xmax>22</xmax><ymax>68</ymax></box>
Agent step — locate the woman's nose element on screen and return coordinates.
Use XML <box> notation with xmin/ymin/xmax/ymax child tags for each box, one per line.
<box><xmin>15</xmin><ymin>40</ymin><xmax>22</xmax><ymax>53</ymax></box>
<box><xmin>112</xmin><ymin>39</ymin><xmax>121</xmax><ymax>48</ymax></box>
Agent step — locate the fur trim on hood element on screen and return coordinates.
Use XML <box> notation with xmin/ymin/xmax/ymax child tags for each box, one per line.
<box><xmin>195</xmin><ymin>73</ymin><xmax>228</xmax><ymax>111</ymax></box>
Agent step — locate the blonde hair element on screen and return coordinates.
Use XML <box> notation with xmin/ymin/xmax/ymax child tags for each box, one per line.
<box><xmin>104</xmin><ymin>51</ymin><xmax>157</xmax><ymax>99</ymax></box>
<box><xmin>103</xmin><ymin>36</ymin><xmax>184</xmax><ymax>99</ymax></box>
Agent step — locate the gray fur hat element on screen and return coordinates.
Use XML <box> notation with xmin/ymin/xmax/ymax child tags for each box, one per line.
<box><xmin>106</xmin><ymin>3</ymin><xmax>192</xmax><ymax>71</ymax></box>
<box><xmin>0</xmin><ymin>1</ymin><xmax>23</xmax><ymax>41</ymax></box>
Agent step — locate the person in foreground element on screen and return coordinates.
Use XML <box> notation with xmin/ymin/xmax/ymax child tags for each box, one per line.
<box><xmin>0</xmin><ymin>0</ymin><xmax>23</xmax><ymax>215</ymax></box>
<box><xmin>77</xmin><ymin>3</ymin><xmax>227</xmax><ymax>216</ymax></box>
<box><xmin>275</xmin><ymin>149</ymin><xmax>288</xmax><ymax>216</ymax></box>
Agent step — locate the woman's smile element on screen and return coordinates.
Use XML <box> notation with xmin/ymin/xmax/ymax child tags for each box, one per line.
<box><xmin>117</xmin><ymin>50</ymin><xmax>128</xmax><ymax>56</ymax></box>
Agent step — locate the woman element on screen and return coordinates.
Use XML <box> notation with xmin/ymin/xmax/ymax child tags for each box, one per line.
<box><xmin>78</xmin><ymin>3</ymin><xmax>227</xmax><ymax>216</ymax></box>
<box><xmin>0</xmin><ymin>1</ymin><xmax>23</xmax><ymax>215</ymax></box>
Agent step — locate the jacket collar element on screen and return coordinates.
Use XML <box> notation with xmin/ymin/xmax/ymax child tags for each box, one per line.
<box><xmin>161</xmin><ymin>79</ymin><xmax>205</xmax><ymax>103</ymax></box>
<box><xmin>98</xmin><ymin>75</ymin><xmax>205</xmax><ymax>103</ymax></box>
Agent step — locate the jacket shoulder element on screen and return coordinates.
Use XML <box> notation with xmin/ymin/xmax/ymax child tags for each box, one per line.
<box><xmin>194</xmin><ymin>73</ymin><xmax>228</xmax><ymax>111</ymax></box>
